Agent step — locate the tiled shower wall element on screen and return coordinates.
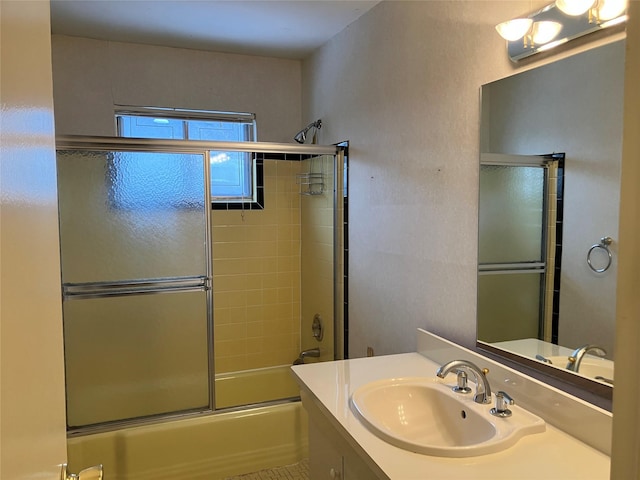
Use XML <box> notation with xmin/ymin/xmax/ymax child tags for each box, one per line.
<box><xmin>212</xmin><ymin>160</ymin><xmax>303</xmax><ymax>374</ymax></box>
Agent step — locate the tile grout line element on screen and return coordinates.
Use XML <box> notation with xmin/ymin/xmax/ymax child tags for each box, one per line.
<box><xmin>224</xmin><ymin>458</ymin><xmax>309</xmax><ymax>480</ymax></box>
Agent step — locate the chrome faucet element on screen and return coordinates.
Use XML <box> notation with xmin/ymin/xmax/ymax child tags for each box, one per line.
<box><xmin>566</xmin><ymin>344</ymin><xmax>607</xmax><ymax>372</ymax></box>
<box><xmin>436</xmin><ymin>360</ymin><xmax>492</xmax><ymax>404</ymax></box>
<box><xmin>292</xmin><ymin>347</ymin><xmax>320</xmax><ymax>365</ymax></box>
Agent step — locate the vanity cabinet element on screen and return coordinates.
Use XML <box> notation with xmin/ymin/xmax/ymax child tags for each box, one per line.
<box><xmin>309</xmin><ymin>417</ymin><xmax>379</xmax><ymax>480</ymax></box>
<box><xmin>302</xmin><ymin>391</ymin><xmax>385</xmax><ymax>480</ymax></box>
<box><xmin>292</xmin><ymin>342</ymin><xmax>611</xmax><ymax>480</ymax></box>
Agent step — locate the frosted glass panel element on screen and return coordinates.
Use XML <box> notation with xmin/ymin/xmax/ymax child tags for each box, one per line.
<box><xmin>479</xmin><ymin>165</ymin><xmax>544</xmax><ymax>264</ymax></box>
<box><xmin>64</xmin><ymin>292</ymin><xmax>209</xmax><ymax>427</ymax></box>
<box><xmin>56</xmin><ymin>150</ymin><xmax>207</xmax><ymax>283</ymax></box>
<box><xmin>478</xmin><ymin>273</ymin><xmax>542</xmax><ymax>343</ymax></box>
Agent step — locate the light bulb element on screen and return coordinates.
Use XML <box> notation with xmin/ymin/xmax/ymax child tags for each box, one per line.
<box><xmin>495</xmin><ymin>18</ymin><xmax>534</xmax><ymax>41</ymax></box>
<box><xmin>596</xmin><ymin>0</ymin><xmax>627</xmax><ymax>21</ymax></box>
<box><xmin>555</xmin><ymin>0</ymin><xmax>595</xmax><ymax>15</ymax></box>
<box><xmin>532</xmin><ymin>21</ymin><xmax>563</xmax><ymax>44</ymax></box>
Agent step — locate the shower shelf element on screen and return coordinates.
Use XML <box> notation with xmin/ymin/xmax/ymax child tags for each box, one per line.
<box><xmin>296</xmin><ymin>172</ymin><xmax>324</xmax><ymax>196</ymax></box>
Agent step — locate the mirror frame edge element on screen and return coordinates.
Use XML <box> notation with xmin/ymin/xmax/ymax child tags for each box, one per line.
<box><xmin>476</xmin><ymin>341</ymin><xmax>613</xmax><ymax>410</ymax></box>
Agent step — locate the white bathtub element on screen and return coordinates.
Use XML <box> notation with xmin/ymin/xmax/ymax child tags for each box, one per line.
<box><xmin>68</xmin><ymin>366</ymin><xmax>308</xmax><ymax>480</ymax></box>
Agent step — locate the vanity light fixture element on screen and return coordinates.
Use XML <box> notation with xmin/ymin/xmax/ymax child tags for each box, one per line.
<box><xmin>495</xmin><ymin>19</ymin><xmax>562</xmax><ymax>47</ymax></box>
<box><xmin>556</xmin><ymin>0</ymin><xmax>628</xmax><ymax>23</ymax></box>
<box><xmin>496</xmin><ymin>0</ymin><xmax>627</xmax><ymax>61</ymax></box>
<box><xmin>495</xmin><ymin>18</ymin><xmax>534</xmax><ymax>41</ymax></box>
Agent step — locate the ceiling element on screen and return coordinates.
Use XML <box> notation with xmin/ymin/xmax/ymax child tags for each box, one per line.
<box><xmin>50</xmin><ymin>0</ymin><xmax>382</xmax><ymax>59</ymax></box>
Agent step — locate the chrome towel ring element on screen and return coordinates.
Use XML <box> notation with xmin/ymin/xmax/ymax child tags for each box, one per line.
<box><xmin>587</xmin><ymin>236</ymin><xmax>613</xmax><ymax>273</ymax></box>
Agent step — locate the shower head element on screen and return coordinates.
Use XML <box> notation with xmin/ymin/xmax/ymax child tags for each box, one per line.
<box><xmin>294</xmin><ymin>119</ymin><xmax>322</xmax><ymax>144</ymax></box>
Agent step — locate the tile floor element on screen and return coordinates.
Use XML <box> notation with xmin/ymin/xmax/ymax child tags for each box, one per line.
<box><xmin>225</xmin><ymin>459</ymin><xmax>309</xmax><ymax>480</ymax></box>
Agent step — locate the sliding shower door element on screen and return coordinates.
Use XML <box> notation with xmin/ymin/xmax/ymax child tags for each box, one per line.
<box><xmin>477</xmin><ymin>153</ymin><xmax>563</xmax><ymax>345</ymax></box>
<box><xmin>57</xmin><ymin>137</ymin><xmax>345</xmax><ymax>434</ymax></box>
<box><xmin>57</xmin><ymin>145</ymin><xmax>212</xmax><ymax>430</ymax></box>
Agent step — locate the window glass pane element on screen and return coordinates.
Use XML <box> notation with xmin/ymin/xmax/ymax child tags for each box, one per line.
<box><xmin>116</xmin><ymin>113</ymin><xmax>256</xmax><ymax>201</ymax></box>
<box><xmin>187</xmin><ymin>120</ymin><xmax>248</xmax><ymax>142</ymax></box>
<box><xmin>118</xmin><ymin>115</ymin><xmax>185</xmax><ymax>139</ymax></box>
<box><xmin>210</xmin><ymin>151</ymin><xmax>252</xmax><ymax>198</ymax></box>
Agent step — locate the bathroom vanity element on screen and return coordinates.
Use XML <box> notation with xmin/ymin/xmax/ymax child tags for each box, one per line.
<box><xmin>291</xmin><ymin>329</ymin><xmax>611</xmax><ymax>479</ymax></box>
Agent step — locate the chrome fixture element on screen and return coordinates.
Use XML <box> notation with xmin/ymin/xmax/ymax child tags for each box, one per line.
<box><xmin>293</xmin><ymin>347</ymin><xmax>320</xmax><ymax>365</ymax></box>
<box><xmin>535</xmin><ymin>354</ymin><xmax>553</xmax><ymax>364</ymax></box>
<box><xmin>595</xmin><ymin>375</ymin><xmax>614</xmax><ymax>385</ymax></box>
<box><xmin>587</xmin><ymin>236</ymin><xmax>613</xmax><ymax>273</ymax></box>
<box><xmin>453</xmin><ymin>370</ymin><xmax>472</xmax><ymax>394</ymax></box>
<box><xmin>490</xmin><ymin>391</ymin><xmax>515</xmax><ymax>418</ymax></box>
<box><xmin>294</xmin><ymin>119</ymin><xmax>322</xmax><ymax>144</ymax></box>
<box><xmin>566</xmin><ymin>344</ymin><xmax>607</xmax><ymax>372</ymax></box>
<box><xmin>496</xmin><ymin>1</ymin><xmax>627</xmax><ymax>61</ymax></box>
<box><xmin>312</xmin><ymin>313</ymin><xmax>324</xmax><ymax>341</ymax></box>
<box><xmin>436</xmin><ymin>360</ymin><xmax>492</xmax><ymax>404</ymax></box>
<box><xmin>61</xmin><ymin>464</ymin><xmax>103</xmax><ymax>480</ymax></box>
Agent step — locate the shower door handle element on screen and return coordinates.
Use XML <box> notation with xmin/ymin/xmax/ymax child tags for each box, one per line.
<box><xmin>61</xmin><ymin>463</ymin><xmax>104</xmax><ymax>480</ymax></box>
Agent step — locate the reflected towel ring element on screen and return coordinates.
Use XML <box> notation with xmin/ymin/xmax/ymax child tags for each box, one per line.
<box><xmin>587</xmin><ymin>236</ymin><xmax>613</xmax><ymax>273</ymax></box>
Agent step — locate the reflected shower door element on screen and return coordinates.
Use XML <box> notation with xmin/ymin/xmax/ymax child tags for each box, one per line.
<box><xmin>57</xmin><ymin>148</ymin><xmax>212</xmax><ymax>430</ymax></box>
<box><xmin>478</xmin><ymin>161</ymin><xmax>547</xmax><ymax>343</ymax></box>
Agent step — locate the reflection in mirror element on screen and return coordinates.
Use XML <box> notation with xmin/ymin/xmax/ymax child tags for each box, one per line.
<box><xmin>478</xmin><ymin>40</ymin><xmax>625</xmax><ymax>392</ymax></box>
<box><xmin>479</xmin><ymin>153</ymin><xmax>564</xmax><ymax>343</ymax></box>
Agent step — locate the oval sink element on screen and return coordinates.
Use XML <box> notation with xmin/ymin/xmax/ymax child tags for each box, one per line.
<box><xmin>350</xmin><ymin>377</ymin><xmax>545</xmax><ymax>457</ymax></box>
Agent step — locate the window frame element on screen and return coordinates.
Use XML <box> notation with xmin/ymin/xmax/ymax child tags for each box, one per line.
<box><xmin>114</xmin><ymin>106</ymin><xmax>263</xmax><ymax>210</ymax></box>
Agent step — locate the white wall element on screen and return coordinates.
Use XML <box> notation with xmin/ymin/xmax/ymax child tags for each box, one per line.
<box><xmin>51</xmin><ymin>35</ymin><xmax>302</xmax><ymax>142</ymax></box>
<box><xmin>611</xmin><ymin>3</ymin><xmax>640</xmax><ymax>476</ymax></box>
<box><xmin>0</xmin><ymin>0</ymin><xmax>67</xmax><ymax>477</ymax></box>
<box><xmin>302</xmin><ymin>0</ymin><xmax>554</xmax><ymax>357</ymax></box>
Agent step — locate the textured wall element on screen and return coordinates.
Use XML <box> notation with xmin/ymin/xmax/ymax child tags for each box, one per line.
<box><xmin>51</xmin><ymin>35</ymin><xmax>302</xmax><ymax>142</ymax></box>
<box><xmin>302</xmin><ymin>1</ymin><xmax>545</xmax><ymax>357</ymax></box>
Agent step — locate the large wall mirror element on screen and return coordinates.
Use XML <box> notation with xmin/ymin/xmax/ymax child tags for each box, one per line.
<box><xmin>478</xmin><ymin>39</ymin><xmax>625</xmax><ymax>403</ymax></box>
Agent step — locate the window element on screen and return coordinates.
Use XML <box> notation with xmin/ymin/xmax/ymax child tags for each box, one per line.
<box><xmin>115</xmin><ymin>108</ymin><xmax>262</xmax><ymax>209</ymax></box>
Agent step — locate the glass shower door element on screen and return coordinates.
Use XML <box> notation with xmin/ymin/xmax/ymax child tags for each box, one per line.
<box><xmin>57</xmin><ymin>146</ymin><xmax>212</xmax><ymax>430</ymax></box>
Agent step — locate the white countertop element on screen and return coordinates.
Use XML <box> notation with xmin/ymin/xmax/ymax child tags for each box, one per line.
<box><xmin>292</xmin><ymin>352</ymin><xmax>611</xmax><ymax>479</ymax></box>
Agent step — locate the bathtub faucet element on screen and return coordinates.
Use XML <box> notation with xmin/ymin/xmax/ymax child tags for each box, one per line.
<box><xmin>293</xmin><ymin>348</ymin><xmax>320</xmax><ymax>365</ymax></box>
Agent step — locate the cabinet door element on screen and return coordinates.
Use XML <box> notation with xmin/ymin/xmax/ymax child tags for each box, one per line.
<box><xmin>344</xmin><ymin>453</ymin><xmax>375</xmax><ymax>479</ymax></box>
<box><xmin>309</xmin><ymin>417</ymin><xmax>343</xmax><ymax>479</ymax></box>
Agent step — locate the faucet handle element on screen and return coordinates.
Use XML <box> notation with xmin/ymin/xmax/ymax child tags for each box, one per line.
<box><xmin>453</xmin><ymin>371</ymin><xmax>472</xmax><ymax>394</ymax></box>
<box><xmin>490</xmin><ymin>391</ymin><xmax>514</xmax><ymax>418</ymax></box>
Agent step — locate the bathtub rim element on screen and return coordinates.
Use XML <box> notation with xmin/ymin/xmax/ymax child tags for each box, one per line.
<box><xmin>68</xmin><ymin>363</ymin><xmax>302</xmax><ymax>437</ymax></box>
<box><xmin>67</xmin><ymin>395</ymin><xmax>301</xmax><ymax>438</ymax></box>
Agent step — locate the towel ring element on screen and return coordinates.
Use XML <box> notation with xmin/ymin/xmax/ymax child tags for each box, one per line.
<box><xmin>587</xmin><ymin>236</ymin><xmax>613</xmax><ymax>273</ymax></box>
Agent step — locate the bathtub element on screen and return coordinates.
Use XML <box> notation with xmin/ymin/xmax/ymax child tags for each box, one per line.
<box><xmin>67</xmin><ymin>366</ymin><xmax>308</xmax><ymax>480</ymax></box>
<box><xmin>215</xmin><ymin>365</ymin><xmax>301</xmax><ymax>409</ymax></box>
